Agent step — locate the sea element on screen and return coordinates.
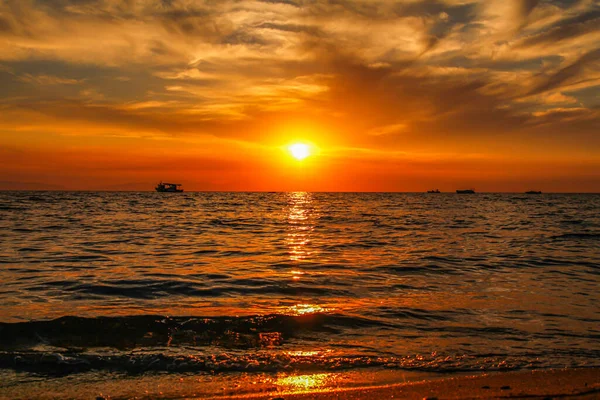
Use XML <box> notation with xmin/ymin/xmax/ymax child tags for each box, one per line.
<box><xmin>1</xmin><ymin>191</ymin><xmax>599</xmax><ymax>398</ymax></box>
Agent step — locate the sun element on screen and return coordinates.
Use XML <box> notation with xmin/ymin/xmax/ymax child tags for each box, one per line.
<box><xmin>288</xmin><ymin>143</ymin><xmax>311</xmax><ymax>160</ymax></box>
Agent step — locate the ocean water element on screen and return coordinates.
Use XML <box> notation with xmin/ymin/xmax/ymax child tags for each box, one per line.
<box><xmin>1</xmin><ymin>192</ymin><xmax>599</xmax><ymax>396</ymax></box>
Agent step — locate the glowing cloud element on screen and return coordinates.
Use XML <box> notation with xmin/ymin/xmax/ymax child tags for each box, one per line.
<box><xmin>0</xmin><ymin>0</ymin><xmax>599</xmax><ymax>191</ymax></box>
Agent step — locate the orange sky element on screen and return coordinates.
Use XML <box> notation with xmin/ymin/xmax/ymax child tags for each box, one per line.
<box><xmin>1</xmin><ymin>0</ymin><xmax>599</xmax><ymax>191</ymax></box>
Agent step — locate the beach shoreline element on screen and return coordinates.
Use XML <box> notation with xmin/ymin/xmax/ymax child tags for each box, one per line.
<box><xmin>212</xmin><ymin>368</ymin><xmax>600</xmax><ymax>400</ymax></box>
<box><xmin>2</xmin><ymin>367</ymin><xmax>598</xmax><ymax>399</ymax></box>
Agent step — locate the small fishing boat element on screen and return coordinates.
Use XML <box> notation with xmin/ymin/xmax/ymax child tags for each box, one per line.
<box><xmin>427</xmin><ymin>189</ymin><xmax>441</xmax><ymax>193</ymax></box>
<box><xmin>155</xmin><ymin>182</ymin><xmax>183</xmax><ymax>192</ymax></box>
<box><xmin>456</xmin><ymin>189</ymin><xmax>475</xmax><ymax>194</ymax></box>
<box><xmin>525</xmin><ymin>190</ymin><xmax>542</xmax><ymax>194</ymax></box>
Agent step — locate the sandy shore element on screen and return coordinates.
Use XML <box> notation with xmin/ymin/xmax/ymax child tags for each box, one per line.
<box><xmin>217</xmin><ymin>368</ymin><xmax>600</xmax><ymax>400</ymax></box>
<box><xmin>1</xmin><ymin>368</ymin><xmax>598</xmax><ymax>399</ymax></box>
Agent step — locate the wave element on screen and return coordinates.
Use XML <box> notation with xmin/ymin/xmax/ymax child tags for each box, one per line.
<box><xmin>0</xmin><ymin>350</ymin><xmax>530</xmax><ymax>375</ymax></box>
<box><xmin>35</xmin><ymin>279</ymin><xmax>352</xmax><ymax>299</ymax></box>
<box><xmin>551</xmin><ymin>232</ymin><xmax>600</xmax><ymax>240</ymax></box>
<box><xmin>2</xmin><ymin>346</ymin><xmax>598</xmax><ymax>376</ymax></box>
<box><xmin>0</xmin><ymin>314</ymin><xmax>385</xmax><ymax>352</ymax></box>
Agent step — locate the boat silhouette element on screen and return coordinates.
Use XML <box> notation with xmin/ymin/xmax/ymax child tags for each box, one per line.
<box><xmin>155</xmin><ymin>182</ymin><xmax>183</xmax><ymax>192</ymax></box>
<box><xmin>456</xmin><ymin>189</ymin><xmax>475</xmax><ymax>194</ymax></box>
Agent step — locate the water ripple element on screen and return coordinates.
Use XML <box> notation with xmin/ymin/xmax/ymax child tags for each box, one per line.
<box><xmin>0</xmin><ymin>191</ymin><xmax>599</xmax><ymax>376</ymax></box>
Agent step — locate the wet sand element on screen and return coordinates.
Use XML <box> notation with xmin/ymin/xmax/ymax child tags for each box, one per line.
<box><xmin>220</xmin><ymin>368</ymin><xmax>600</xmax><ymax>400</ymax></box>
<box><xmin>1</xmin><ymin>368</ymin><xmax>598</xmax><ymax>399</ymax></box>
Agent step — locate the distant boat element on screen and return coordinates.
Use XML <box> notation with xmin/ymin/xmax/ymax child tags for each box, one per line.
<box><xmin>155</xmin><ymin>182</ymin><xmax>183</xmax><ymax>192</ymax></box>
<box><xmin>456</xmin><ymin>189</ymin><xmax>475</xmax><ymax>194</ymax></box>
<box><xmin>427</xmin><ymin>189</ymin><xmax>441</xmax><ymax>193</ymax></box>
<box><xmin>525</xmin><ymin>190</ymin><xmax>542</xmax><ymax>194</ymax></box>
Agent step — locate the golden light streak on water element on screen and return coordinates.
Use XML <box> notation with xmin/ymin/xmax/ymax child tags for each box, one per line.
<box><xmin>285</xmin><ymin>350</ymin><xmax>321</xmax><ymax>357</ymax></box>
<box><xmin>286</xmin><ymin>192</ymin><xmax>316</xmax><ymax>262</ymax></box>
<box><xmin>291</xmin><ymin>270</ymin><xmax>304</xmax><ymax>280</ymax></box>
<box><xmin>286</xmin><ymin>304</ymin><xmax>332</xmax><ymax>315</ymax></box>
<box><xmin>276</xmin><ymin>373</ymin><xmax>336</xmax><ymax>392</ymax></box>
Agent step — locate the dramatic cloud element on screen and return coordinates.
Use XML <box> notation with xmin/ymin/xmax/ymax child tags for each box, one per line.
<box><xmin>0</xmin><ymin>0</ymin><xmax>599</xmax><ymax>190</ymax></box>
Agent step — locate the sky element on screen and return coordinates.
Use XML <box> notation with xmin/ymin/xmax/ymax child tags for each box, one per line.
<box><xmin>0</xmin><ymin>0</ymin><xmax>599</xmax><ymax>192</ymax></box>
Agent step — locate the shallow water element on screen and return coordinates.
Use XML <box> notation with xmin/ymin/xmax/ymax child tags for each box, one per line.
<box><xmin>1</xmin><ymin>192</ymin><xmax>599</xmax><ymax>392</ymax></box>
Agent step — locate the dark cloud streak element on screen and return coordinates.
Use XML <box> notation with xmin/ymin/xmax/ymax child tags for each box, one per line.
<box><xmin>529</xmin><ymin>48</ymin><xmax>600</xmax><ymax>96</ymax></box>
<box><xmin>517</xmin><ymin>13</ymin><xmax>600</xmax><ymax>49</ymax></box>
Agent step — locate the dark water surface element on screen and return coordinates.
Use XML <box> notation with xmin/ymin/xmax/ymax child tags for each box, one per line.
<box><xmin>1</xmin><ymin>192</ymin><xmax>599</xmax><ymax>393</ymax></box>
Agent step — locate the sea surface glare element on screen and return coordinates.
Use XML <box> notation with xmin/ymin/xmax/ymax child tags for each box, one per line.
<box><xmin>1</xmin><ymin>192</ymin><xmax>599</xmax><ymax>394</ymax></box>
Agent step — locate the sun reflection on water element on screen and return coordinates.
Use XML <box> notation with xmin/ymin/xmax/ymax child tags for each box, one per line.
<box><xmin>286</xmin><ymin>192</ymin><xmax>316</xmax><ymax>263</ymax></box>
<box><xmin>286</xmin><ymin>303</ymin><xmax>333</xmax><ymax>315</ymax></box>
<box><xmin>290</xmin><ymin>270</ymin><xmax>304</xmax><ymax>280</ymax></box>
<box><xmin>284</xmin><ymin>350</ymin><xmax>322</xmax><ymax>357</ymax></box>
<box><xmin>276</xmin><ymin>373</ymin><xmax>336</xmax><ymax>392</ymax></box>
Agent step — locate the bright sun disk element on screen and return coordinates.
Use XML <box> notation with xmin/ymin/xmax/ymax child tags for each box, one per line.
<box><xmin>288</xmin><ymin>143</ymin><xmax>311</xmax><ymax>160</ymax></box>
